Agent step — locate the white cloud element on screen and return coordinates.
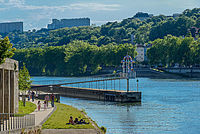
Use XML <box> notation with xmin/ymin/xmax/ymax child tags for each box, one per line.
<box><xmin>0</xmin><ymin>18</ymin><xmax>24</xmax><ymax>23</ymax></box>
<box><xmin>19</xmin><ymin>5</ymin><xmax>69</xmax><ymax>11</ymax></box>
<box><xmin>2</xmin><ymin>1</ymin><xmax>120</xmax><ymax>12</ymax></box>
<box><xmin>6</xmin><ymin>0</ymin><xmax>25</xmax><ymax>6</ymax></box>
<box><xmin>69</xmin><ymin>3</ymin><xmax>120</xmax><ymax>11</ymax></box>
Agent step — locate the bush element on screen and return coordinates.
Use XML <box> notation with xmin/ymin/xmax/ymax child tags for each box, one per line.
<box><xmin>101</xmin><ymin>126</ymin><xmax>107</xmax><ymax>133</ymax></box>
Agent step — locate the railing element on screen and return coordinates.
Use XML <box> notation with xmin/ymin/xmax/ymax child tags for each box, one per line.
<box><xmin>0</xmin><ymin>113</ymin><xmax>35</xmax><ymax>132</ymax></box>
<box><xmin>120</xmin><ymin>72</ymin><xmax>136</xmax><ymax>79</ymax></box>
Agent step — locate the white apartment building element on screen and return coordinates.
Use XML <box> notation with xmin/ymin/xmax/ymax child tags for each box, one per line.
<box><xmin>135</xmin><ymin>44</ymin><xmax>145</xmax><ymax>62</ymax></box>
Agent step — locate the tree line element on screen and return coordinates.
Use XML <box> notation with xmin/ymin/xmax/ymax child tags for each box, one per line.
<box><xmin>13</xmin><ymin>41</ymin><xmax>137</xmax><ymax>76</ymax></box>
<box><xmin>147</xmin><ymin>35</ymin><xmax>200</xmax><ymax>67</ymax></box>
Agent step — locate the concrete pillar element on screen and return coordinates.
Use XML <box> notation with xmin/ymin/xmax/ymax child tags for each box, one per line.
<box><xmin>14</xmin><ymin>71</ymin><xmax>19</xmax><ymax>113</ymax></box>
<box><xmin>10</xmin><ymin>71</ymin><xmax>15</xmax><ymax>113</ymax></box>
<box><xmin>0</xmin><ymin>59</ymin><xmax>19</xmax><ymax>113</ymax></box>
<box><xmin>4</xmin><ymin>70</ymin><xmax>10</xmax><ymax>113</ymax></box>
<box><xmin>8</xmin><ymin>70</ymin><xmax>10</xmax><ymax>114</ymax></box>
<box><xmin>0</xmin><ymin>69</ymin><xmax>4</xmax><ymax>113</ymax></box>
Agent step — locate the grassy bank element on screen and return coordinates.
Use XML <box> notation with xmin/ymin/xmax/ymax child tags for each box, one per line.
<box><xmin>17</xmin><ymin>100</ymin><xmax>37</xmax><ymax>114</ymax></box>
<box><xmin>42</xmin><ymin>103</ymin><xmax>94</xmax><ymax>129</ymax></box>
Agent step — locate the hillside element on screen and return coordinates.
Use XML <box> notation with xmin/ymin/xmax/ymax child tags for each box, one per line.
<box><xmin>1</xmin><ymin>8</ymin><xmax>199</xmax><ymax>49</ymax></box>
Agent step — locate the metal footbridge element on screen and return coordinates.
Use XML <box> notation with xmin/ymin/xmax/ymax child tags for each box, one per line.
<box><xmin>31</xmin><ymin>72</ymin><xmax>138</xmax><ymax>92</ymax></box>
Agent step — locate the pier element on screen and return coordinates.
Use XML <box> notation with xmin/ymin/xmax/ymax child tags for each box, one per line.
<box><xmin>31</xmin><ymin>73</ymin><xmax>142</xmax><ymax>103</ymax></box>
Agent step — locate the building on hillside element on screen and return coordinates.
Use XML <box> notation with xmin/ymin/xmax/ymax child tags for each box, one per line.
<box><xmin>0</xmin><ymin>59</ymin><xmax>19</xmax><ymax>113</ymax></box>
<box><xmin>135</xmin><ymin>44</ymin><xmax>145</xmax><ymax>62</ymax></box>
<box><xmin>0</xmin><ymin>22</ymin><xmax>23</xmax><ymax>33</ymax></box>
<box><xmin>135</xmin><ymin>44</ymin><xmax>152</xmax><ymax>62</ymax></box>
<box><xmin>47</xmin><ymin>18</ymin><xmax>90</xmax><ymax>30</ymax></box>
<box><xmin>134</xmin><ymin>12</ymin><xmax>153</xmax><ymax>21</ymax></box>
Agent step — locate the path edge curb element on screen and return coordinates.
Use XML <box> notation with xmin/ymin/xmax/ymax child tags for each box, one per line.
<box><xmin>40</xmin><ymin>105</ymin><xmax>57</xmax><ymax>126</ymax></box>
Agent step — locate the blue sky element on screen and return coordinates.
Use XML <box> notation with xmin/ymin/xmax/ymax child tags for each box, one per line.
<box><xmin>0</xmin><ymin>0</ymin><xmax>199</xmax><ymax>30</ymax></box>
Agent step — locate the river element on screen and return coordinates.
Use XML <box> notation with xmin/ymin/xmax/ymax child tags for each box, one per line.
<box><xmin>32</xmin><ymin>77</ymin><xmax>200</xmax><ymax>134</ymax></box>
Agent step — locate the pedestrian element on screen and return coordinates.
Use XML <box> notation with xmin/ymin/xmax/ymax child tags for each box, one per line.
<box><xmin>35</xmin><ymin>90</ymin><xmax>38</xmax><ymax>99</ymax></box>
<box><xmin>50</xmin><ymin>93</ymin><xmax>55</xmax><ymax>107</ymax></box>
<box><xmin>45</xmin><ymin>94</ymin><xmax>50</xmax><ymax>108</ymax></box>
<box><xmin>37</xmin><ymin>101</ymin><xmax>41</xmax><ymax>111</ymax></box>
<box><xmin>44</xmin><ymin>101</ymin><xmax>47</xmax><ymax>110</ymax></box>
<box><xmin>27</xmin><ymin>90</ymin><xmax>31</xmax><ymax>101</ymax></box>
<box><xmin>31</xmin><ymin>91</ymin><xmax>35</xmax><ymax>102</ymax></box>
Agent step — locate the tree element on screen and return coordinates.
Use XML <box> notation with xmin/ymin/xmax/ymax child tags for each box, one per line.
<box><xmin>147</xmin><ymin>35</ymin><xmax>200</xmax><ymax>67</ymax></box>
<box><xmin>19</xmin><ymin>63</ymin><xmax>32</xmax><ymax>106</ymax></box>
<box><xmin>0</xmin><ymin>36</ymin><xmax>15</xmax><ymax>64</ymax></box>
<box><xmin>135</xmin><ymin>24</ymin><xmax>151</xmax><ymax>44</ymax></box>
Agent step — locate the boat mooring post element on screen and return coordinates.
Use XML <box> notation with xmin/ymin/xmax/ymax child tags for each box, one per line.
<box><xmin>137</xmin><ymin>79</ymin><xmax>139</xmax><ymax>92</ymax></box>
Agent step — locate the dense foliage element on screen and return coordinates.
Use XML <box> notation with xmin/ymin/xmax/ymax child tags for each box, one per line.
<box><xmin>13</xmin><ymin>41</ymin><xmax>137</xmax><ymax>76</ymax></box>
<box><xmin>147</xmin><ymin>35</ymin><xmax>200</xmax><ymax>67</ymax></box>
<box><xmin>19</xmin><ymin>64</ymin><xmax>32</xmax><ymax>91</ymax></box>
<box><xmin>1</xmin><ymin>8</ymin><xmax>199</xmax><ymax>49</ymax></box>
<box><xmin>0</xmin><ymin>36</ymin><xmax>15</xmax><ymax>64</ymax></box>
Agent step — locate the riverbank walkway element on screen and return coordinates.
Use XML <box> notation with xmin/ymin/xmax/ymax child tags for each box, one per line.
<box><xmin>30</xmin><ymin>99</ymin><xmax>55</xmax><ymax>126</ymax></box>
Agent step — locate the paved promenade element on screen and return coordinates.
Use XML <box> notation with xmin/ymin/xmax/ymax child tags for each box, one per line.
<box><xmin>30</xmin><ymin>99</ymin><xmax>55</xmax><ymax>126</ymax></box>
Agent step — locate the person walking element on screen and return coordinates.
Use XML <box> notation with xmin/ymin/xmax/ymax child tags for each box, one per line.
<box><xmin>27</xmin><ymin>90</ymin><xmax>31</xmax><ymax>101</ymax></box>
<box><xmin>43</xmin><ymin>101</ymin><xmax>47</xmax><ymax>110</ymax></box>
<box><xmin>31</xmin><ymin>91</ymin><xmax>35</xmax><ymax>102</ymax></box>
<box><xmin>35</xmin><ymin>90</ymin><xmax>38</xmax><ymax>99</ymax></box>
<box><xmin>37</xmin><ymin>101</ymin><xmax>41</xmax><ymax>111</ymax></box>
<box><xmin>45</xmin><ymin>94</ymin><xmax>50</xmax><ymax>108</ymax></box>
<box><xmin>50</xmin><ymin>93</ymin><xmax>55</xmax><ymax>107</ymax></box>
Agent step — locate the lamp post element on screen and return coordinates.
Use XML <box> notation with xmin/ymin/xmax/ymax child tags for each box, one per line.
<box><xmin>137</xmin><ymin>79</ymin><xmax>139</xmax><ymax>92</ymax></box>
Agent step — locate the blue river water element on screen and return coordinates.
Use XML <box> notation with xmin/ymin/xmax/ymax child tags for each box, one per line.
<box><xmin>32</xmin><ymin>77</ymin><xmax>200</xmax><ymax>134</ymax></box>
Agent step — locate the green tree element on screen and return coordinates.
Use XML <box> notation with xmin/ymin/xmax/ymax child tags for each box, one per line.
<box><xmin>0</xmin><ymin>36</ymin><xmax>15</xmax><ymax>64</ymax></box>
<box><xmin>19</xmin><ymin>64</ymin><xmax>32</xmax><ymax>106</ymax></box>
<box><xmin>135</xmin><ymin>24</ymin><xmax>151</xmax><ymax>44</ymax></box>
<box><xmin>147</xmin><ymin>35</ymin><xmax>200</xmax><ymax>67</ymax></box>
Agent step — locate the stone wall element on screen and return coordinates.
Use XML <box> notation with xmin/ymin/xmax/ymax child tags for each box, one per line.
<box><xmin>0</xmin><ymin>58</ymin><xmax>19</xmax><ymax>113</ymax></box>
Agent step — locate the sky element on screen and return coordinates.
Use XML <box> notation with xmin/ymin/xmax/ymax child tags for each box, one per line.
<box><xmin>0</xmin><ymin>0</ymin><xmax>199</xmax><ymax>30</ymax></box>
